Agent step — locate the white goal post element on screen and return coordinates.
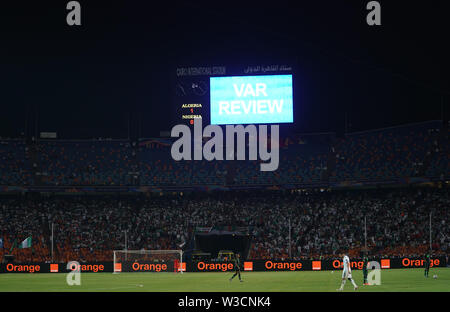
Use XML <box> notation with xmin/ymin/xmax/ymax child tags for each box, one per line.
<box><xmin>113</xmin><ymin>250</ymin><xmax>183</xmax><ymax>274</ymax></box>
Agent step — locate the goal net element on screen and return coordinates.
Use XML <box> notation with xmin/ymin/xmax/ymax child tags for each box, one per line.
<box><xmin>113</xmin><ymin>250</ymin><xmax>183</xmax><ymax>273</ymax></box>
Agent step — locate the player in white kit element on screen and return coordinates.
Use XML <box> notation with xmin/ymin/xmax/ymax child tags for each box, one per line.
<box><xmin>338</xmin><ymin>254</ymin><xmax>358</xmax><ymax>291</ymax></box>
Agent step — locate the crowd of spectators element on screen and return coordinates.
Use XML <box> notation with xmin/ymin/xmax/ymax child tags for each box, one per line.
<box><xmin>36</xmin><ymin>140</ymin><xmax>136</xmax><ymax>186</ymax></box>
<box><xmin>0</xmin><ymin>187</ymin><xmax>448</xmax><ymax>262</ymax></box>
<box><xmin>1</xmin><ymin>121</ymin><xmax>447</xmax><ymax>188</ymax></box>
<box><xmin>426</xmin><ymin>126</ymin><xmax>449</xmax><ymax>179</ymax></box>
<box><xmin>0</xmin><ymin>140</ymin><xmax>33</xmax><ymax>186</ymax></box>
<box><xmin>330</xmin><ymin>121</ymin><xmax>445</xmax><ymax>182</ymax></box>
<box><xmin>0</xmin><ymin>121</ymin><xmax>448</xmax><ymax>263</ymax></box>
<box><xmin>247</xmin><ymin>187</ymin><xmax>449</xmax><ymax>260</ymax></box>
<box><xmin>232</xmin><ymin>134</ymin><xmax>330</xmax><ymax>186</ymax></box>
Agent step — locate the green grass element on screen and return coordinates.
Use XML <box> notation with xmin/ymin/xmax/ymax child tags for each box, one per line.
<box><xmin>0</xmin><ymin>268</ymin><xmax>448</xmax><ymax>292</ymax></box>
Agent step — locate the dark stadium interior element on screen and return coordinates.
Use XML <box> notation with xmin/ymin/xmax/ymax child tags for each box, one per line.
<box><xmin>1</xmin><ymin>1</ymin><xmax>449</xmax><ymax>138</ymax></box>
<box><xmin>0</xmin><ymin>1</ymin><xmax>448</xmax><ymax>277</ymax></box>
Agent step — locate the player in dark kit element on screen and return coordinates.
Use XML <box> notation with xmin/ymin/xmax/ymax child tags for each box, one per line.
<box><xmin>229</xmin><ymin>253</ymin><xmax>243</xmax><ymax>282</ymax></box>
<box><xmin>362</xmin><ymin>254</ymin><xmax>369</xmax><ymax>285</ymax></box>
<box><xmin>424</xmin><ymin>252</ymin><xmax>431</xmax><ymax>278</ymax></box>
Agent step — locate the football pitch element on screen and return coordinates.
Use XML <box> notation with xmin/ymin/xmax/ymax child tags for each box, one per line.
<box><xmin>0</xmin><ymin>268</ymin><xmax>448</xmax><ymax>292</ymax></box>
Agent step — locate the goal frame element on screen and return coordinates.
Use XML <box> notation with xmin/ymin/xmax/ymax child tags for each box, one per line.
<box><xmin>113</xmin><ymin>249</ymin><xmax>183</xmax><ymax>274</ymax></box>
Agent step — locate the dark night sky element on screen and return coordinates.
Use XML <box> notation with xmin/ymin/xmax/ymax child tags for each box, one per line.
<box><xmin>0</xmin><ymin>1</ymin><xmax>448</xmax><ymax>139</ymax></box>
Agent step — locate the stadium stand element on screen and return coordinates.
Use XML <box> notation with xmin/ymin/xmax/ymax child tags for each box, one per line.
<box><xmin>0</xmin><ymin>187</ymin><xmax>448</xmax><ymax>262</ymax></box>
<box><xmin>330</xmin><ymin>121</ymin><xmax>445</xmax><ymax>182</ymax></box>
<box><xmin>36</xmin><ymin>140</ymin><xmax>136</xmax><ymax>186</ymax></box>
<box><xmin>1</xmin><ymin>121</ymin><xmax>446</xmax><ymax>188</ymax></box>
<box><xmin>0</xmin><ymin>120</ymin><xmax>448</xmax><ymax>262</ymax></box>
<box><xmin>0</xmin><ymin>139</ymin><xmax>33</xmax><ymax>186</ymax></box>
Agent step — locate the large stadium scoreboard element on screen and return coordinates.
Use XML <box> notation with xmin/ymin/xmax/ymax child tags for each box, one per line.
<box><xmin>172</xmin><ymin>64</ymin><xmax>294</xmax><ymax>127</ymax></box>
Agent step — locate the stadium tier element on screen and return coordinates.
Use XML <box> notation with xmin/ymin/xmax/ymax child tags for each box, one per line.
<box><xmin>0</xmin><ymin>121</ymin><xmax>447</xmax><ymax>188</ymax></box>
<box><xmin>0</xmin><ymin>139</ymin><xmax>33</xmax><ymax>186</ymax></box>
<box><xmin>37</xmin><ymin>140</ymin><xmax>136</xmax><ymax>186</ymax></box>
<box><xmin>330</xmin><ymin>121</ymin><xmax>448</xmax><ymax>182</ymax></box>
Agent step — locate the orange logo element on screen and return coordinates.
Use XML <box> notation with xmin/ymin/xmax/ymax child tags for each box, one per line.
<box><xmin>265</xmin><ymin>261</ymin><xmax>302</xmax><ymax>271</ymax></box>
<box><xmin>312</xmin><ymin>261</ymin><xmax>321</xmax><ymax>270</ymax></box>
<box><xmin>132</xmin><ymin>262</ymin><xmax>167</xmax><ymax>272</ymax></box>
<box><xmin>197</xmin><ymin>262</ymin><xmax>233</xmax><ymax>271</ymax></box>
<box><xmin>178</xmin><ymin>262</ymin><xmax>186</xmax><ymax>272</ymax></box>
<box><xmin>50</xmin><ymin>263</ymin><xmax>59</xmax><ymax>273</ymax></box>
<box><xmin>6</xmin><ymin>264</ymin><xmax>40</xmax><ymax>273</ymax></box>
<box><xmin>402</xmin><ymin>258</ymin><xmax>440</xmax><ymax>267</ymax></box>
<box><xmin>244</xmin><ymin>262</ymin><xmax>253</xmax><ymax>271</ymax></box>
<box><xmin>332</xmin><ymin>260</ymin><xmax>364</xmax><ymax>269</ymax></box>
<box><xmin>381</xmin><ymin>259</ymin><xmax>390</xmax><ymax>269</ymax></box>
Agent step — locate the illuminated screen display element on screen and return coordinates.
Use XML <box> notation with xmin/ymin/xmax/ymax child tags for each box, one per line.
<box><xmin>210</xmin><ymin>74</ymin><xmax>293</xmax><ymax>125</ymax></box>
